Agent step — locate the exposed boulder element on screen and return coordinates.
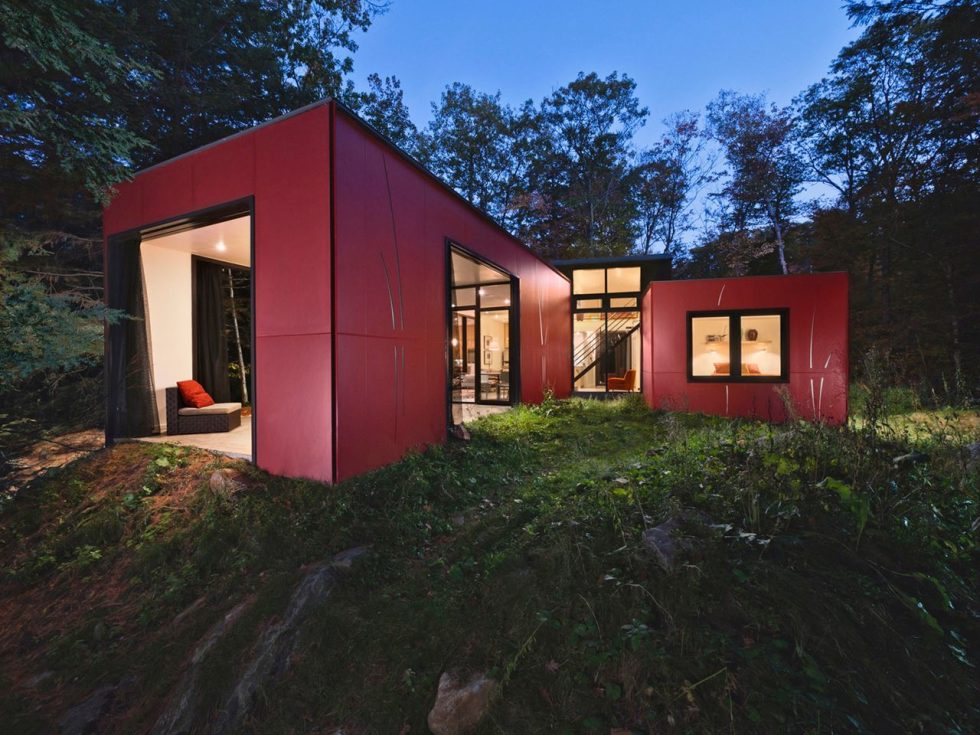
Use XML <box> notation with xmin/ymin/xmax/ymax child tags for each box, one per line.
<box><xmin>59</xmin><ymin>677</ymin><xmax>135</xmax><ymax>735</ymax></box>
<box><xmin>210</xmin><ymin>547</ymin><xmax>368</xmax><ymax>735</ymax></box>
<box><xmin>642</xmin><ymin>518</ymin><xmax>687</xmax><ymax>572</ymax></box>
<box><xmin>208</xmin><ymin>468</ymin><xmax>247</xmax><ymax>497</ymax></box>
<box><xmin>641</xmin><ymin>511</ymin><xmax>714</xmax><ymax>572</ymax></box>
<box><xmin>893</xmin><ymin>451</ymin><xmax>929</xmax><ymax>467</ymax></box>
<box><xmin>60</xmin><ymin>685</ymin><xmax>115</xmax><ymax>735</ymax></box>
<box><xmin>25</xmin><ymin>670</ymin><xmax>54</xmax><ymax>689</ymax></box>
<box><xmin>151</xmin><ymin>600</ymin><xmax>252</xmax><ymax>735</ymax></box>
<box><xmin>965</xmin><ymin>441</ymin><xmax>980</xmax><ymax>472</ymax></box>
<box><xmin>427</xmin><ymin>671</ymin><xmax>497</xmax><ymax>735</ymax></box>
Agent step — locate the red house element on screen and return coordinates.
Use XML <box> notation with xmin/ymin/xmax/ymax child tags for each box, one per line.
<box><xmin>104</xmin><ymin>101</ymin><xmax>571</xmax><ymax>483</ymax></box>
<box><xmin>641</xmin><ymin>274</ymin><xmax>849</xmax><ymax>424</ymax></box>
<box><xmin>103</xmin><ymin>101</ymin><xmax>848</xmax><ymax>483</ymax></box>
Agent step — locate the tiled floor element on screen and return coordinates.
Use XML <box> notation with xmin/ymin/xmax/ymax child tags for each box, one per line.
<box><xmin>135</xmin><ymin>417</ymin><xmax>252</xmax><ymax>459</ymax></box>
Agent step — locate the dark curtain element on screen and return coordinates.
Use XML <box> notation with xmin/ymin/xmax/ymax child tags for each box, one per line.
<box><xmin>106</xmin><ymin>237</ymin><xmax>157</xmax><ymax>438</ymax></box>
<box><xmin>193</xmin><ymin>260</ymin><xmax>231</xmax><ymax>403</ymax></box>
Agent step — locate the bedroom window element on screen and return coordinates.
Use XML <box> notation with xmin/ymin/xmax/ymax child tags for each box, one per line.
<box><xmin>688</xmin><ymin>309</ymin><xmax>788</xmax><ymax>382</ymax></box>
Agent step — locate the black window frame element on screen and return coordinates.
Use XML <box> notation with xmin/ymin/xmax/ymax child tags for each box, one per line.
<box><xmin>445</xmin><ymin>240</ymin><xmax>520</xmax><ymax>419</ymax></box>
<box><xmin>686</xmin><ymin>308</ymin><xmax>789</xmax><ymax>383</ymax></box>
<box><xmin>569</xmin><ymin>265</ymin><xmax>644</xmax><ymax>393</ymax></box>
<box><xmin>571</xmin><ymin>265</ymin><xmax>643</xmax><ymax>299</ymax></box>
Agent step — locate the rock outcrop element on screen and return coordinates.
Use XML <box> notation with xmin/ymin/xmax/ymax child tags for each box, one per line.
<box><xmin>427</xmin><ymin>671</ymin><xmax>497</xmax><ymax>735</ymax></box>
<box><xmin>210</xmin><ymin>547</ymin><xmax>369</xmax><ymax>735</ymax></box>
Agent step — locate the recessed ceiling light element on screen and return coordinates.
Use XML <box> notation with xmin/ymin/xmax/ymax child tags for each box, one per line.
<box><xmin>216</xmin><ymin>241</ymin><xmax>227</xmax><ymax>252</ymax></box>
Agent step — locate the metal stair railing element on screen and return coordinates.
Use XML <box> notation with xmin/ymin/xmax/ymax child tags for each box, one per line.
<box><xmin>573</xmin><ymin>314</ymin><xmax>634</xmax><ymax>366</ymax></box>
<box><xmin>574</xmin><ymin>321</ymin><xmax>640</xmax><ymax>384</ymax></box>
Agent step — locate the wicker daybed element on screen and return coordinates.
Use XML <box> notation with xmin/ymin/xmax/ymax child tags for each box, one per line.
<box><xmin>165</xmin><ymin>387</ymin><xmax>242</xmax><ymax>435</ymax></box>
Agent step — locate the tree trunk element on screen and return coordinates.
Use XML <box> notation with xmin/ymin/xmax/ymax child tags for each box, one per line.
<box><xmin>942</xmin><ymin>258</ymin><xmax>962</xmax><ymax>380</ymax></box>
<box><xmin>767</xmin><ymin>202</ymin><xmax>788</xmax><ymax>274</ymax></box>
<box><xmin>226</xmin><ymin>268</ymin><xmax>249</xmax><ymax>404</ymax></box>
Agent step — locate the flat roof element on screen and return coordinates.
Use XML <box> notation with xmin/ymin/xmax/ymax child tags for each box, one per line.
<box><xmin>552</xmin><ymin>254</ymin><xmax>671</xmax><ymax>268</ymax></box>
<box><xmin>125</xmin><ymin>99</ymin><xmax>568</xmax><ymax>282</ymax></box>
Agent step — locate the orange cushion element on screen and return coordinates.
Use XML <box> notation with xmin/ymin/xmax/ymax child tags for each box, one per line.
<box><xmin>712</xmin><ymin>362</ymin><xmax>730</xmax><ymax>375</ymax></box>
<box><xmin>177</xmin><ymin>380</ymin><xmax>214</xmax><ymax>408</ymax></box>
<box><xmin>743</xmin><ymin>363</ymin><xmax>762</xmax><ymax>375</ymax></box>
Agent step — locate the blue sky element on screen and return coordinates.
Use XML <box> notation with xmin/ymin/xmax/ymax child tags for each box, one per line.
<box><xmin>350</xmin><ymin>0</ymin><xmax>859</xmax><ymax>147</ymax></box>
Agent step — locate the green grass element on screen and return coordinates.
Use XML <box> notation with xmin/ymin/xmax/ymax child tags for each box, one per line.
<box><xmin>1</xmin><ymin>397</ymin><xmax>977</xmax><ymax>733</ymax></box>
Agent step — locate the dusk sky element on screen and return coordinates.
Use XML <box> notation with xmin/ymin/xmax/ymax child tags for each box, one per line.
<box><xmin>350</xmin><ymin>0</ymin><xmax>860</xmax><ymax>147</ymax></box>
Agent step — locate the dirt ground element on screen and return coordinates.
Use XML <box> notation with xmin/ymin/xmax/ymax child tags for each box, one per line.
<box><xmin>5</xmin><ymin>430</ymin><xmax>104</xmax><ymax>493</ymax></box>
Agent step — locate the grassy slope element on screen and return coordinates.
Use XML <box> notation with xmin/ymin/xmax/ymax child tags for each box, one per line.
<box><xmin>0</xmin><ymin>398</ymin><xmax>977</xmax><ymax>734</ymax></box>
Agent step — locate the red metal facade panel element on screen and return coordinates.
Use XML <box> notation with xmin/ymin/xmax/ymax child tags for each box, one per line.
<box><xmin>103</xmin><ymin>105</ymin><xmax>334</xmax><ymax>482</ymax></box>
<box><xmin>252</xmin><ymin>112</ymin><xmax>332</xmax><ymax>339</ymax></box>
<box><xmin>641</xmin><ymin>287</ymin><xmax>654</xmax><ymax>400</ymax></box>
<box><xmin>255</xmin><ymin>334</ymin><xmax>333</xmax><ymax>481</ymax></box>
<box><xmin>331</xmin><ymin>107</ymin><xmax>571</xmax><ymax>480</ymax></box>
<box><xmin>643</xmin><ymin>273</ymin><xmax>849</xmax><ymax>424</ymax></box>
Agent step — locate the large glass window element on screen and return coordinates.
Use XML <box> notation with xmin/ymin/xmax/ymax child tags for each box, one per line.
<box><xmin>570</xmin><ymin>265</ymin><xmax>643</xmax><ymax>394</ymax></box>
<box><xmin>691</xmin><ymin>315</ymin><xmax>731</xmax><ymax>377</ymax></box>
<box><xmin>573</xmin><ymin>313</ymin><xmax>606</xmax><ymax>391</ymax></box>
<box><xmin>450</xmin><ymin>246</ymin><xmax>516</xmax><ymax>411</ymax></box>
<box><xmin>573</xmin><ymin>311</ymin><xmax>641</xmax><ymax>392</ymax></box>
<box><xmin>688</xmin><ymin>310</ymin><xmax>787</xmax><ymax>381</ymax></box>
<box><xmin>479</xmin><ymin>283</ymin><xmax>511</xmax><ymax>309</ymax></box>
<box><xmin>572</xmin><ymin>268</ymin><xmax>605</xmax><ymax>294</ymax></box>
<box><xmin>740</xmin><ymin>314</ymin><xmax>783</xmax><ymax>377</ymax></box>
<box><xmin>606</xmin><ymin>266</ymin><xmax>641</xmax><ymax>293</ymax></box>
<box><xmin>572</xmin><ymin>266</ymin><xmax>642</xmax><ymax>295</ymax></box>
<box><xmin>479</xmin><ymin>309</ymin><xmax>510</xmax><ymax>401</ymax></box>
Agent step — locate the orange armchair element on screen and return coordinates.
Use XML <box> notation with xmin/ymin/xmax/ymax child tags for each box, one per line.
<box><xmin>607</xmin><ymin>369</ymin><xmax>637</xmax><ymax>391</ymax></box>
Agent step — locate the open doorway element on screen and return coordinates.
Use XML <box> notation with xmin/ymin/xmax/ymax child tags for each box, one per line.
<box><xmin>448</xmin><ymin>244</ymin><xmax>518</xmax><ymax>425</ymax></box>
<box><xmin>106</xmin><ymin>202</ymin><xmax>254</xmax><ymax>460</ymax></box>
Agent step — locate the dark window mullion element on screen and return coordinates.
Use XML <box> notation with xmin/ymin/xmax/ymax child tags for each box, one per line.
<box><xmin>602</xmin><ymin>310</ymin><xmax>609</xmax><ymax>392</ymax></box>
<box><xmin>731</xmin><ymin>315</ymin><xmax>742</xmax><ymax>378</ymax></box>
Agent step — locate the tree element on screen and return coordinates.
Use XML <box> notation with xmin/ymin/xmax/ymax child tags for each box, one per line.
<box><xmin>0</xmin><ymin>0</ymin><xmax>389</xmax><ymax>481</ymax></box>
<box><xmin>522</xmin><ymin>72</ymin><xmax>647</xmax><ymax>258</ymax></box>
<box><xmin>796</xmin><ymin>0</ymin><xmax>979</xmax><ymax>388</ymax></box>
<box><xmin>418</xmin><ymin>83</ymin><xmax>533</xmax><ymax>231</ymax></box>
<box><xmin>633</xmin><ymin>111</ymin><xmax>713</xmax><ymax>258</ymax></box>
<box><xmin>1</xmin><ymin>0</ymin><xmax>150</xmax><ymax>387</ymax></box>
<box><xmin>1</xmin><ymin>0</ymin><xmax>152</xmax><ymax>228</ymax></box>
<box><xmin>352</xmin><ymin>73</ymin><xmax>417</xmax><ymax>152</ymax></box>
<box><xmin>0</xmin><ymin>0</ymin><xmax>153</xmax><ymax>476</ymax></box>
<box><xmin>706</xmin><ymin>91</ymin><xmax>805</xmax><ymax>274</ymax></box>
<box><xmin>105</xmin><ymin>0</ymin><xmax>387</xmax><ymax>167</ymax></box>
<box><xmin>1</xmin><ymin>0</ymin><xmax>390</xmax><ymax>385</ymax></box>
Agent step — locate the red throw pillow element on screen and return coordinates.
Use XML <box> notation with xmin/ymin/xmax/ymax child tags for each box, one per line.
<box><xmin>177</xmin><ymin>380</ymin><xmax>215</xmax><ymax>408</ymax></box>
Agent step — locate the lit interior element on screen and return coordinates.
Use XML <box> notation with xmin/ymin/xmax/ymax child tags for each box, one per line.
<box><xmin>136</xmin><ymin>215</ymin><xmax>252</xmax><ymax>457</ymax></box>
<box><xmin>450</xmin><ymin>249</ymin><xmax>514</xmax><ymax>413</ymax></box>
<box><xmin>691</xmin><ymin>315</ymin><xmax>732</xmax><ymax>376</ymax></box>
<box><xmin>691</xmin><ymin>313</ymin><xmax>783</xmax><ymax>378</ymax></box>
<box><xmin>740</xmin><ymin>314</ymin><xmax>782</xmax><ymax>376</ymax></box>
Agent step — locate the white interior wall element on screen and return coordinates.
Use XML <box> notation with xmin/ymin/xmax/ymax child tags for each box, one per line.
<box><xmin>480</xmin><ymin>314</ymin><xmax>509</xmax><ymax>372</ymax></box>
<box><xmin>141</xmin><ymin>242</ymin><xmax>193</xmax><ymax>432</ymax></box>
<box><xmin>740</xmin><ymin>315</ymin><xmax>782</xmax><ymax>375</ymax></box>
<box><xmin>573</xmin><ymin>316</ymin><xmax>603</xmax><ymax>389</ymax></box>
<box><xmin>629</xmin><ymin>328</ymin><xmax>641</xmax><ymax>380</ymax></box>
